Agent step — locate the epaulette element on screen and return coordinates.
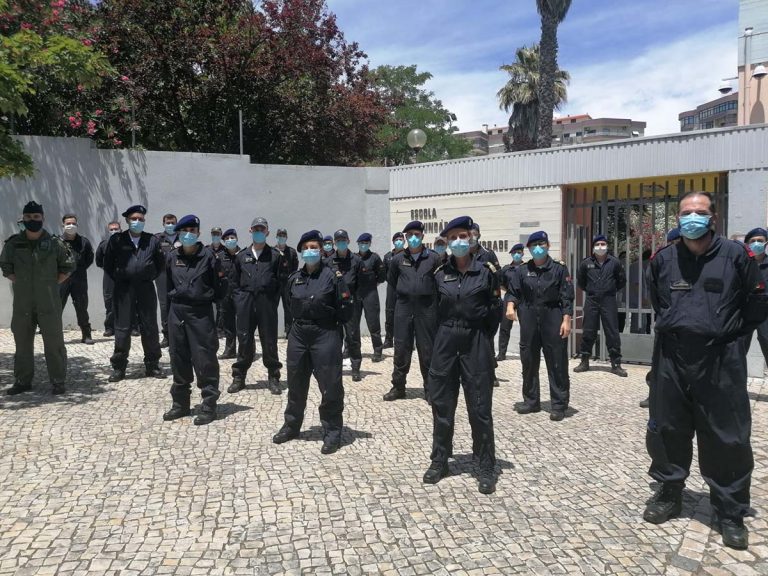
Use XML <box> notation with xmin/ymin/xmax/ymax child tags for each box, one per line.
<box><xmin>434</xmin><ymin>263</ymin><xmax>446</xmax><ymax>275</ymax></box>
<box><xmin>484</xmin><ymin>262</ymin><xmax>497</xmax><ymax>274</ymax></box>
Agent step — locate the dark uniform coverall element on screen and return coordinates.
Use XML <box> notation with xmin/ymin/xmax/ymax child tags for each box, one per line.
<box><xmin>216</xmin><ymin>246</ymin><xmax>240</xmax><ymax>357</ymax></box>
<box><xmin>231</xmin><ymin>245</ymin><xmax>283</xmax><ymax>382</ymax></box>
<box><xmin>471</xmin><ymin>245</ymin><xmax>501</xmax><ymax>371</ymax></box>
<box><xmin>743</xmin><ymin>256</ymin><xmax>768</xmax><ymax>362</ymax></box>
<box><xmin>103</xmin><ymin>230</ymin><xmax>165</xmax><ymax>371</ymax></box>
<box><xmin>166</xmin><ymin>243</ymin><xmax>224</xmax><ymax>412</ymax></box>
<box><xmin>388</xmin><ymin>248</ymin><xmax>441</xmax><ymax>394</ymax></box>
<box><xmin>646</xmin><ymin>236</ymin><xmax>768</xmax><ymax>521</ymax></box>
<box><xmin>355</xmin><ymin>250</ymin><xmax>385</xmax><ymax>354</ymax></box>
<box><xmin>97</xmin><ymin>237</ymin><xmax>138</xmax><ymax>335</ymax></box>
<box><xmin>576</xmin><ymin>254</ymin><xmax>626</xmax><ymax>363</ymax></box>
<box><xmin>59</xmin><ymin>233</ymin><xmax>94</xmax><ymax>334</ymax></box>
<box><xmin>282</xmin><ymin>262</ymin><xmax>353</xmax><ymax>444</ymax></box>
<box><xmin>429</xmin><ymin>257</ymin><xmax>500</xmax><ymax>470</ymax></box>
<box><xmin>324</xmin><ymin>251</ymin><xmax>363</xmax><ymax>372</ymax></box>
<box><xmin>507</xmin><ymin>257</ymin><xmax>575</xmax><ymax>411</ymax></box>
<box><xmin>277</xmin><ymin>245</ymin><xmax>299</xmax><ymax>336</ymax></box>
<box><xmin>155</xmin><ymin>232</ymin><xmax>180</xmax><ymax>341</ymax></box>
<box><xmin>0</xmin><ymin>231</ymin><xmax>74</xmax><ymax>387</ymax></box>
<box><xmin>383</xmin><ymin>248</ymin><xmax>403</xmax><ymax>343</ymax></box>
<box><xmin>207</xmin><ymin>243</ymin><xmax>226</xmax><ymax>333</ymax></box>
<box><xmin>497</xmin><ymin>262</ymin><xmax>521</xmax><ymax>358</ymax></box>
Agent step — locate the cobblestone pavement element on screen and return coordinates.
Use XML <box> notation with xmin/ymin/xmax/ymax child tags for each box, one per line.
<box><xmin>0</xmin><ymin>330</ymin><xmax>766</xmax><ymax>576</ymax></box>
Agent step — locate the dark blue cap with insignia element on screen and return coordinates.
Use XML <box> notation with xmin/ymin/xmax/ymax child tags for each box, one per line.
<box><xmin>334</xmin><ymin>229</ymin><xmax>349</xmax><ymax>240</ymax></box>
<box><xmin>392</xmin><ymin>232</ymin><xmax>404</xmax><ymax>241</ymax></box>
<box><xmin>745</xmin><ymin>227</ymin><xmax>767</xmax><ymax>242</ymax></box>
<box><xmin>592</xmin><ymin>234</ymin><xmax>607</xmax><ymax>245</ymax></box>
<box><xmin>357</xmin><ymin>232</ymin><xmax>372</xmax><ymax>242</ymax></box>
<box><xmin>323</xmin><ymin>235</ymin><xmax>333</xmax><ymax>242</ymax></box>
<box><xmin>470</xmin><ymin>222</ymin><xmax>481</xmax><ymax>232</ymax></box>
<box><xmin>22</xmin><ymin>201</ymin><xmax>43</xmax><ymax>215</ymax></box>
<box><xmin>667</xmin><ymin>228</ymin><xmax>681</xmax><ymax>242</ymax></box>
<box><xmin>223</xmin><ymin>228</ymin><xmax>237</xmax><ymax>238</ymax></box>
<box><xmin>526</xmin><ymin>230</ymin><xmax>548</xmax><ymax>246</ymax></box>
<box><xmin>121</xmin><ymin>204</ymin><xmax>147</xmax><ymax>217</ymax></box>
<box><xmin>510</xmin><ymin>243</ymin><xmax>524</xmax><ymax>253</ymax></box>
<box><xmin>174</xmin><ymin>214</ymin><xmax>200</xmax><ymax>232</ymax></box>
<box><xmin>403</xmin><ymin>220</ymin><xmax>424</xmax><ymax>233</ymax></box>
<box><xmin>440</xmin><ymin>216</ymin><xmax>473</xmax><ymax>236</ymax></box>
<box><xmin>298</xmin><ymin>230</ymin><xmax>323</xmax><ymax>251</ymax></box>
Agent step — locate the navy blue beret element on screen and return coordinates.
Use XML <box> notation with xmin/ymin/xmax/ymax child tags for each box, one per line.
<box><xmin>334</xmin><ymin>229</ymin><xmax>349</xmax><ymax>240</ymax></box>
<box><xmin>23</xmin><ymin>201</ymin><xmax>43</xmax><ymax>215</ymax></box>
<box><xmin>323</xmin><ymin>235</ymin><xmax>333</xmax><ymax>242</ymax></box>
<box><xmin>357</xmin><ymin>233</ymin><xmax>372</xmax><ymax>243</ymax></box>
<box><xmin>592</xmin><ymin>234</ymin><xmax>607</xmax><ymax>245</ymax></box>
<box><xmin>510</xmin><ymin>243</ymin><xmax>524</xmax><ymax>253</ymax></box>
<box><xmin>666</xmin><ymin>228</ymin><xmax>681</xmax><ymax>242</ymax></box>
<box><xmin>440</xmin><ymin>216</ymin><xmax>473</xmax><ymax>236</ymax></box>
<box><xmin>526</xmin><ymin>230</ymin><xmax>548</xmax><ymax>246</ymax></box>
<box><xmin>403</xmin><ymin>220</ymin><xmax>424</xmax><ymax>233</ymax></box>
<box><xmin>745</xmin><ymin>227</ymin><xmax>767</xmax><ymax>242</ymax></box>
<box><xmin>298</xmin><ymin>230</ymin><xmax>323</xmax><ymax>251</ymax></box>
<box><xmin>223</xmin><ymin>228</ymin><xmax>237</xmax><ymax>238</ymax></box>
<box><xmin>392</xmin><ymin>232</ymin><xmax>404</xmax><ymax>241</ymax></box>
<box><xmin>174</xmin><ymin>214</ymin><xmax>200</xmax><ymax>232</ymax></box>
<box><xmin>470</xmin><ymin>222</ymin><xmax>481</xmax><ymax>232</ymax></box>
<box><xmin>121</xmin><ymin>204</ymin><xmax>147</xmax><ymax>217</ymax></box>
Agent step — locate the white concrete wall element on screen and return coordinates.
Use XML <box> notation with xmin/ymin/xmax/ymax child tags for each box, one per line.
<box><xmin>0</xmin><ymin>136</ymin><xmax>390</xmax><ymax>332</ymax></box>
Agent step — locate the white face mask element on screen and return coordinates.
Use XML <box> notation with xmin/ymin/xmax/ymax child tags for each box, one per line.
<box><xmin>594</xmin><ymin>246</ymin><xmax>608</xmax><ymax>256</ymax></box>
<box><xmin>63</xmin><ymin>224</ymin><xmax>77</xmax><ymax>236</ymax></box>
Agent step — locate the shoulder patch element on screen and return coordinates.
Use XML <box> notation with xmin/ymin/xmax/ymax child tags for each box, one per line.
<box><xmin>484</xmin><ymin>262</ymin><xmax>497</xmax><ymax>274</ymax></box>
<box><xmin>335</xmin><ymin>270</ymin><xmax>343</xmax><ymax>278</ymax></box>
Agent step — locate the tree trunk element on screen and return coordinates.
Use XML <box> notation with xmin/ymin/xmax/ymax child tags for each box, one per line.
<box><xmin>537</xmin><ymin>14</ymin><xmax>558</xmax><ymax>149</ymax></box>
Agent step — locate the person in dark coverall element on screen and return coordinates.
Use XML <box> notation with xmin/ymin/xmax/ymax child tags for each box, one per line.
<box><xmin>573</xmin><ymin>234</ymin><xmax>628</xmax><ymax>376</ymax></box>
<box><xmin>382</xmin><ymin>232</ymin><xmax>405</xmax><ymax>348</ymax></box>
<box><xmin>162</xmin><ymin>215</ymin><xmax>224</xmax><ymax>426</ymax></box>
<box><xmin>384</xmin><ymin>221</ymin><xmax>441</xmax><ymax>402</ymax></box>
<box><xmin>104</xmin><ymin>205</ymin><xmax>166</xmax><ymax>382</ymax></box>
<box><xmin>423</xmin><ymin>216</ymin><xmax>500</xmax><ymax>494</ymax></box>
<box><xmin>1</xmin><ymin>201</ymin><xmax>74</xmax><ymax>395</ymax></box>
<box><xmin>355</xmin><ymin>232</ymin><xmax>385</xmax><ymax>362</ymax></box>
<box><xmin>275</xmin><ymin>228</ymin><xmax>299</xmax><ymax>338</ymax></box>
<box><xmin>208</xmin><ymin>226</ymin><xmax>225</xmax><ymax>336</ymax></box>
<box><xmin>228</xmin><ymin>216</ymin><xmax>283</xmax><ymax>395</ymax></box>
<box><xmin>95</xmin><ymin>221</ymin><xmax>123</xmax><ymax>337</ymax></box>
<box><xmin>496</xmin><ymin>243</ymin><xmax>525</xmax><ymax>361</ymax></box>
<box><xmin>324</xmin><ymin>229</ymin><xmax>364</xmax><ymax>381</ymax></box>
<box><xmin>643</xmin><ymin>192</ymin><xmax>768</xmax><ymax>550</ymax></box>
<box><xmin>273</xmin><ymin>230</ymin><xmax>353</xmax><ymax>454</ymax></box>
<box><xmin>58</xmin><ymin>213</ymin><xmax>95</xmax><ymax>344</ymax></box>
<box><xmin>505</xmin><ymin>230</ymin><xmax>574</xmax><ymax>421</ymax></box>
<box><xmin>469</xmin><ymin>222</ymin><xmax>502</xmax><ymax>385</ymax></box>
<box><xmin>742</xmin><ymin>227</ymin><xmax>768</xmax><ymax>363</ymax></box>
<box><xmin>155</xmin><ymin>214</ymin><xmax>179</xmax><ymax>348</ymax></box>
<box><xmin>217</xmin><ymin>229</ymin><xmax>241</xmax><ymax>359</ymax></box>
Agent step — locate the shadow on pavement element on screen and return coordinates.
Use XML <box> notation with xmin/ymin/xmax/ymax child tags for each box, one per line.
<box><xmin>450</xmin><ymin>454</ymin><xmax>515</xmax><ymax>480</ymax></box>
<box><xmin>748</xmin><ymin>391</ymin><xmax>768</xmax><ymax>402</ymax></box>
<box><xmin>300</xmin><ymin>425</ymin><xmax>373</xmax><ymax>448</ymax></box>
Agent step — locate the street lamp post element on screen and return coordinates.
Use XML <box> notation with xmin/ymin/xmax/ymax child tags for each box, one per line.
<box><xmin>406</xmin><ymin>128</ymin><xmax>427</xmax><ymax>163</ymax></box>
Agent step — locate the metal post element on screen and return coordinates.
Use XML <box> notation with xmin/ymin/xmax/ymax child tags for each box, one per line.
<box><xmin>131</xmin><ymin>102</ymin><xmax>135</xmax><ymax>148</ymax></box>
<box><xmin>239</xmin><ymin>109</ymin><xmax>244</xmax><ymax>156</ymax></box>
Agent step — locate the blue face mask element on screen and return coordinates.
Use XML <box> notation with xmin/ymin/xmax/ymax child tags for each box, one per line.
<box><xmin>277</xmin><ymin>236</ymin><xmax>287</xmax><ymax>246</ymax></box>
<box><xmin>358</xmin><ymin>243</ymin><xmax>370</xmax><ymax>253</ymax></box>
<box><xmin>750</xmin><ymin>241</ymin><xmax>766</xmax><ymax>256</ymax></box>
<box><xmin>302</xmin><ymin>248</ymin><xmax>321</xmax><ymax>265</ymax></box>
<box><xmin>336</xmin><ymin>240</ymin><xmax>349</xmax><ymax>252</ymax></box>
<box><xmin>530</xmin><ymin>245</ymin><xmax>548</xmax><ymax>259</ymax></box>
<box><xmin>394</xmin><ymin>239</ymin><xmax>404</xmax><ymax>250</ymax></box>
<box><xmin>252</xmin><ymin>230</ymin><xmax>267</xmax><ymax>244</ymax></box>
<box><xmin>512</xmin><ymin>253</ymin><xmax>523</xmax><ymax>263</ymax></box>
<box><xmin>678</xmin><ymin>213</ymin><xmax>711</xmax><ymax>240</ymax></box>
<box><xmin>434</xmin><ymin>245</ymin><xmax>447</xmax><ymax>255</ymax></box>
<box><xmin>449</xmin><ymin>239</ymin><xmax>470</xmax><ymax>257</ymax></box>
<box><xmin>129</xmin><ymin>219</ymin><xmax>145</xmax><ymax>233</ymax></box>
<box><xmin>224</xmin><ymin>238</ymin><xmax>238</xmax><ymax>250</ymax></box>
<box><xmin>180</xmin><ymin>231</ymin><xmax>198</xmax><ymax>246</ymax></box>
<box><xmin>469</xmin><ymin>236</ymin><xmax>478</xmax><ymax>247</ymax></box>
<box><xmin>164</xmin><ymin>223</ymin><xmax>176</xmax><ymax>235</ymax></box>
<box><xmin>407</xmin><ymin>235</ymin><xmax>422</xmax><ymax>249</ymax></box>
<box><xmin>323</xmin><ymin>243</ymin><xmax>333</xmax><ymax>252</ymax></box>
<box><xmin>211</xmin><ymin>235</ymin><xmax>221</xmax><ymax>246</ymax></box>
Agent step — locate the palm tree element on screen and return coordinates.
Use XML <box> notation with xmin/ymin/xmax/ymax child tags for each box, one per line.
<box><xmin>497</xmin><ymin>44</ymin><xmax>569</xmax><ymax>152</ymax></box>
<box><xmin>536</xmin><ymin>0</ymin><xmax>572</xmax><ymax>148</ymax></box>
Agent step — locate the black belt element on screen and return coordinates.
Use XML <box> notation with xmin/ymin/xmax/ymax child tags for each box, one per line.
<box><xmin>294</xmin><ymin>318</ymin><xmax>337</xmax><ymax>329</ymax></box>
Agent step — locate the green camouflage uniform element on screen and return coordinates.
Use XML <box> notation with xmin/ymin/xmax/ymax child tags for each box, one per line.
<box><xmin>0</xmin><ymin>230</ymin><xmax>75</xmax><ymax>387</ymax></box>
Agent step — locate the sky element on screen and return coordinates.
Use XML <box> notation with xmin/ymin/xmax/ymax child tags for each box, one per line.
<box><xmin>325</xmin><ymin>0</ymin><xmax>740</xmax><ymax>135</ymax></box>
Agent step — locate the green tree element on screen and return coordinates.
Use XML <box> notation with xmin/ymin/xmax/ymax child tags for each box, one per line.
<box><xmin>497</xmin><ymin>44</ymin><xmax>568</xmax><ymax>152</ymax></box>
<box><xmin>535</xmin><ymin>0</ymin><xmax>572</xmax><ymax>148</ymax></box>
<box><xmin>370</xmin><ymin>64</ymin><xmax>470</xmax><ymax>165</ymax></box>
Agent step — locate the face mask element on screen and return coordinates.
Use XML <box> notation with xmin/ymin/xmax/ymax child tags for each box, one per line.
<box><xmin>469</xmin><ymin>236</ymin><xmax>478</xmax><ymax>247</ymax></box>
<box><xmin>302</xmin><ymin>248</ymin><xmax>321</xmax><ymax>265</ymax></box>
<box><xmin>109</xmin><ymin>229</ymin><xmax>120</xmax><ymax>236</ymax></box>
<box><xmin>358</xmin><ymin>243</ymin><xmax>370</xmax><ymax>253</ymax></box>
<box><xmin>323</xmin><ymin>243</ymin><xmax>334</xmax><ymax>252</ymax></box>
<box><xmin>224</xmin><ymin>238</ymin><xmax>238</xmax><ymax>250</ymax></box>
<box><xmin>394</xmin><ymin>239</ymin><xmax>404</xmax><ymax>250</ymax></box>
<box><xmin>407</xmin><ymin>235</ymin><xmax>422</xmax><ymax>249</ymax></box>
<box><xmin>336</xmin><ymin>240</ymin><xmax>349</xmax><ymax>252</ymax></box>
<box><xmin>180</xmin><ymin>231</ymin><xmax>198</xmax><ymax>247</ymax></box>
<box><xmin>252</xmin><ymin>231</ymin><xmax>266</xmax><ymax>244</ymax></box>
<box><xmin>164</xmin><ymin>224</ymin><xmax>176</xmax><ymax>235</ymax></box>
<box><xmin>593</xmin><ymin>246</ymin><xmax>608</xmax><ymax>257</ymax></box>
<box><xmin>512</xmin><ymin>253</ymin><xmax>523</xmax><ymax>263</ymax></box>
<box><xmin>129</xmin><ymin>219</ymin><xmax>145</xmax><ymax>233</ymax></box>
<box><xmin>24</xmin><ymin>220</ymin><xmax>43</xmax><ymax>233</ymax></box>
<box><xmin>750</xmin><ymin>241</ymin><xmax>766</xmax><ymax>256</ymax></box>
<box><xmin>211</xmin><ymin>235</ymin><xmax>221</xmax><ymax>246</ymax></box>
<box><xmin>530</xmin><ymin>245</ymin><xmax>548</xmax><ymax>259</ymax></box>
<box><xmin>63</xmin><ymin>224</ymin><xmax>77</xmax><ymax>236</ymax></box>
<box><xmin>277</xmin><ymin>236</ymin><xmax>287</xmax><ymax>246</ymax></box>
<box><xmin>449</xmin><ymin>239</ymin><xmax>470</xmax><ymax>257</ymax></box>
<box><xmin>678</xmin><ymin>213</ymin><xmax>711</xmax><ymax>240</ymax></box>
<box><xmin>434</xmin><ymin>245</ymin><xmax>446</xmax><ymax>255</ymax></box>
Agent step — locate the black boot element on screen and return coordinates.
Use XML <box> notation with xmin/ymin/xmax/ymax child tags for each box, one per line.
<box><xmin>573</xmin><ymin>356</ymin><xmax>590</xmax><ymax>373</ymax></box>
<box><xmin>639</xmin><ymin>397</ymin><xmax>650</xmax><ymax>408</ymax></box>
<box><xmin>423</xmin><ymin>462</ymin><xmax>449</xmax><ymax>484</ymax></box>
<box><xmin>643</xmin><ymin>483</ymin><xmax>683</xmax><ymax>524</ymax></box>
<box><xmin>372</xmin><ymin>350</ymin><xmax>384</xmax><ymax>363</ymax></box>
<box><xmin>159</xmin><ymin>336</ymin><xmax>169</xmax><ymax>348</ymax></box>
<box><xmin>51</xmin><ymin>382</ymin><xmax>66</xmax><ymax>395</ymax></box>
<box><xmin>611</xmin><ymin>362</ymin><xmax>628</xmax><ymax>377</ymax></box>
<box><xmin>145</xmin><ymin>364</ymin><xmax>166</xmax><ymax>379</ymax></box>
<box><xmin>81</xmin><ymin>325</ymin><xmax>94</xmax><ymax>345</ymax></box>
<box><xmin>103</xmin><ymin>329</ymin><xmax>114</xmax><ymax>337</ymax></box>
<box><xmin>495</xmin><ymin>353</ymin><xmax>506</xmax><ymax>361</ymax></box>
<box><xmin>6</xmin><ymin>382</ymin><xmax>31</xmax><ymax>395</ymax></box>
<box><xmin>108</xmin><ymin>368</ymin><xmax>126</xmax><ymax>383</ymax></box>
<box><xmin>268</xmin><ymin>377</ymin><xmax>282</xmax><ymax>395</ymax></box>
<box><xmin>383</xmin><ymin>386</ymin><xmax>405</xmax><ymax>401</ymax></box>
<box><xmin>131</xmin><ymin>328</ymin><xmax>140</xmax><ymax>337</ymax></box>
<box><xmin>194</xmin><ymin>407</ymin><xmax>217</xmax><ymax>426</ymax></box>
<box><xmin>382</xmin><ymin>338</ymin><xmax>393</xmax><ymax>349</ymax></box>
<box><xmin>321</xmin><ymin>436</ymin><xmax>341</xmax><ymax>455</ymax></box>
<box><xmin>227</xmin><ymin>378</ymin><xmax>245</xmax><ymax>393</ymax></box>
<box><xmin>717</xmin><ymin>516</ymin><xmax>749</xmax><ymax>550</ymax></box>
<box><xmin>515</xmin><ymin>403</ymin><xmax>541</xmax><ymax>414</ymax></box>
<box><xmin>163</xmin><ymin>403</ymin><xmax>191</xmax><ymax>421</ymax></box>
<box><xmin>351</xmin><ymin>360</ymin><xmax>362</xmax><ymax>382</ymax></box>
<box><xmin>272</xmin><ymin>426</ymin><xmax>299</xmax><ymax>444</ymax></box>
<box><xmin>478</xmin><ymin>463</ymin><xmax>497</xmax><ymax>494</ymax></box>
<box><xmin>218</xmin><ymin>346</ymin><xmax>236</xmax><ymax>360</ymax></box>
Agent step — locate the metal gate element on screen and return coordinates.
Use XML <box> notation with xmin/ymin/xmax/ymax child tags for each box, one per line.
<box><xmin>564</xmin><ymin>173</ymin><xmax>729</xmax><ymax>364</ymax></box>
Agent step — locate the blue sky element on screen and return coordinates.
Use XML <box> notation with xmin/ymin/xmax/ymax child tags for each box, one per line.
<box><xmin>326</xmin><ymin>0</ymin><xmax>740</xmax><ymax>135</ymax></box>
